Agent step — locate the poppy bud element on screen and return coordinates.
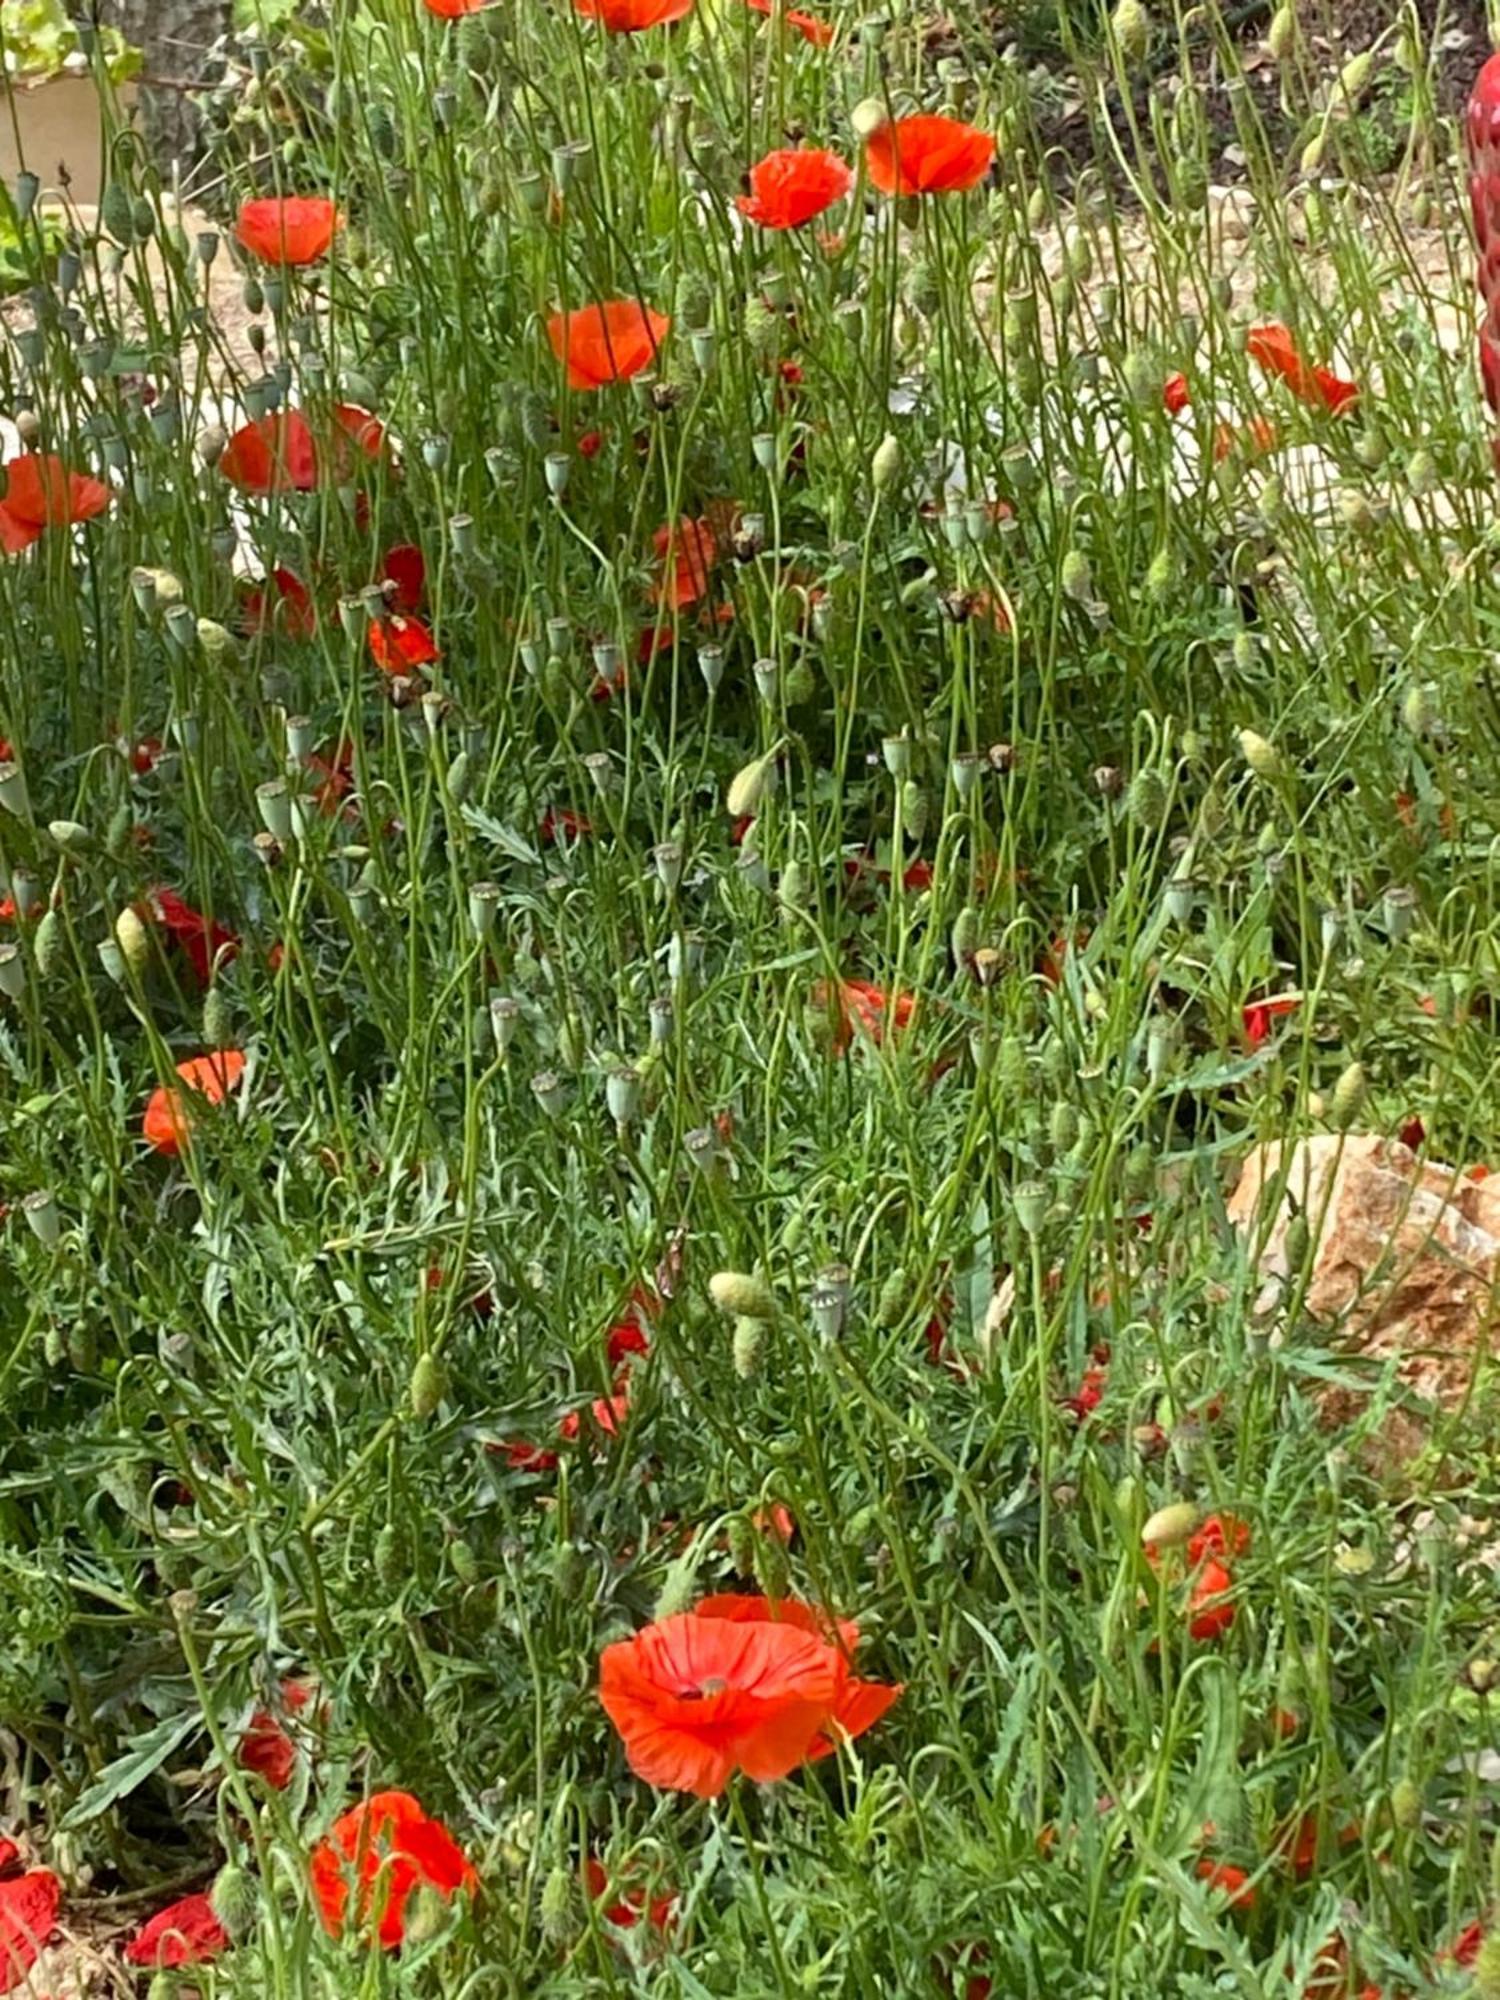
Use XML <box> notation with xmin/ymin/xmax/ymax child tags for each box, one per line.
<box><xmin>1111</xmin><ymin>0</ymin><xmax>1151</xmax><ymax>59</ymax></box>
<box><xmin>851</xmin><ymin>95</ymin><xmax>889</xmax><ymax>140</ymax></box>
<box><xmin>871</xmin><ymin>432</ymin><xmax>902</xmax><ymax>491</ymax></box>
<box><xmin>211</xmin><ymin>1862</ymin><xmax>257</xmax><ymax>1939</ymax></box>
<box><xmin>726</xmin><ymin>748</ymin><xmax>778</xmax><ymax>818</ymax></box>
<box><xmin>1141</xmin><ymin>1500</ymin><xmax>1198</xmax><ymax>1549</ymax></box>
<box><xmin>1065</xmin><ymin>227</ymin><xmax>1093</xmax><ymax>280</ymax></box>
<box><xmin>900</xmin><ymin>779</ymin><xmax>929</xmax><ymax>841</ymax></box>
<box><xmin>710</xmin><ymin>1271</ymin><xmax>777</xmax><ymax>1321</ymax></box>
<box><xmin>1121</xmin><ymin>346</ymin><xmax>1157</xmax><ymax>406</ymax></box>
<box><xmin>48</xmin><ymin>819</ymin><xmax>90</xmax><ymax>855</ymax></box>
<box><xmin>605</xmin><ymin>1065</ymin><xmax>641</xmax><ymax>1127</ymax></box>
<box><xmin>1267</xmin><ymin>2</ymin><xmax>1295</xmax><ymax>56</ymax></box>
<box><xmin>784</xmin><ymin>661</ymin><xmax>815</xmax><ymax>705</ymax></box>
<box><xmin>1126</xmin><ymin>767</ymin><xmax>1167</xmax><ymax>828</ymax></box>
<box><xmin>1049</xmin><ymin>1102</ymin><xmax>1079</xmax><ymax>1153</ymax></box>
<box><xmin>540</xmin><ymin>1865</ymin><xmax>576</xmax><ymax>1945</ymax></box>
<box><xmin>410</xmin><ymin>1352</ymin><xmax>446</xmax><ymax>1419</ymax></box>
<box><xmin>449</xmin><ymin>1538</ymin><xmax>479</xmax><ymax>1585</ymax></box>
<box><xmin>1061</xmin><ymin>549</ymin><xmax>1092</xmax><ymax>601</ymax></box>
<box><xmin>1237</xmin><ymin>729</ymin><xmax>1283</xmax><ymax>781</ymax></box>
<box><xmin>1400</xmin><ymin>681</ymin><xmax>1437</xmax><ymax>735</ymax></box>
<box><xmin>1389</xmin><ymin>1777</ymin><xmax>1421</xmax><ymax>1830</ymax></box>
<box><xmin>653</xmin><ymin>1546</ymin><xmax>701</xmax><ymax>1621</ymax></box>
<box><xmin>374</xmin><ymin>1522</ymin><xmax>404</xmax><ymax>1589</ymax></box>
<box><xmin>113</xmin><ymin>906</ymin><xmax>149</xmax><ymax>978</ymax></box>
<box><xmin>32</xmin><ymin>909</ymin><xmax>60</xmax><ymax>977</ymax></box>
<box><xmin>951</xmin><ymin>906</ymin><xmax>980</xmax><ymax>964</ymax></box>
<box><xmin>726</xmin><ymin>1514</ymin><xmax>755</xmax><ymax>1574</ymax></box>
<box><xmin>752</xmin><ymin>657</ymin><xmax>778</xmax><ymax>702</ymax></box>
<box><xmin>1330</xmin><ymin>1060</ymin><xmax>1366</xmax><ymax>1130</ymax></box>
<box><xmin>732</xmin><ymin>1314</ymin><xmax>763</xmax><ymax>1379</ymax></box>
<box><xmin>468</xmin><ymin>882</ymin><xmax>501</xmax><ymax>939</ymax></box>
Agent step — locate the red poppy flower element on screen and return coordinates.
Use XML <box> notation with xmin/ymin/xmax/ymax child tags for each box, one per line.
<box><xmin>125</xmin><ymin>1892</ymin><xmax>229</xmax><ymax>1969</ymax></box>
<box><xmin>577</xmin><ymin>428</ymin><xmax>606</xmax><ymax>458</ymax></box>
<box><xmin>744</xmin><ymin>0</ymin><xmax>833</xmax><ymax>41</ymax></box>
<box><xmin>1242</xmin><ymin>992</ymin><xmax>1299</xmax><ymax>1048</ymax></box>
<box><xmin>1187</xmin><ymin>1557</ymin><xmax>1236</xmax><ymax>1641</ymax></box>
<box><xmin>864</xmin><ymin>115</ymin><xmax>995</xmax><ymax>196</ymax></box>
<box><xmin>1274</xmin><ymin>1811</ymin><xmax>1358</xmax><ymax>1883</ymax></box>
<box><xmin>0</xmin><ymin>452</ymin><xmax>111</xmax><ymax>554</ymax></box>
<box><xmin>1187</xmin><ymin>1514</ymin><xmax>1250</xmax><ymax>1566</ymax></box>
<box><xmin>143</xmin><ymin>1049</ymin><xmax>247</xmax><ymax>1157</ymax></box>
<box><xmin>1212</xmin><ymin>415</ymin><xmax>1279</xmax><ymax>464</ymax></box>
<box><xmin>547</xmin><ymin>301</ymin><xmax>671</xmax><ymax>389</ymax></box>
<box><xmin>1063</xmin><ymin>1362</ymin><xmax>1108</xmax><ymax>1420</ymax></box>
<box><xmin>607</xmin><ymin>1320</ymin><xmax>650</xmax><ymax>1368</ymax></box>
<box><xmin>599</xmin><ymin>1611</ymin><xmax>844</xmax><ymax>1796</ymax></box>
<box><xmin>574</xmin><ymin>0</ymin><xmax>692</xmax><ymax>25</ymax></box>
<box><xmin>220</xmin><ymin>405</ymin><xmax>385</xmax><ymax>494</ymax></box>
<box><xmin>425</xmin><ymin>0</ymin><xmax>487</xmax><ymax>13</ymax></box>
<box><xmin>1195</xmin><ymin>1859</ymin><xmax>1254</xmax><ymax>1910</ymax></box>
<box><xmin>1162</xmin><ymin>371</ymin><xmax>1191</xmax><ymax>414</ymax></box>
<box><xmin>142</xmin><ymin>886</ymin><xmax>240</xmax><ymax>987</ymax></box>
<box><xmin>368</xmin><ymin>614</ymin><xmax>440</xmax><ymax>674</ymax></box>
<box><xmin>814</xmin><ymin>977</ymin><xmax>917</xmax><ymax>1057</ymax></box>
<box><xmin>234</xmin><ymin>196</ymin><xmax>340</xmax><ymax>267</ymax></box>
<box><xmin>310</xmin><ymin>1791</ymin><xmax>476</xmax><ymax>1949</ymax></box>
<box><xmin>539</xmin><ymin>805</ymin><xmax>593</xmax><ymax>844</ymax></box>
<box><xmin>559</xmin><ymin>1390</ymin><xmax>630</xmax><ymax>1443</ymax></box>
<box><xmin>737</xmin><ymin>148</ymin><xmax>852</xmax><ymax>230</ymax></box>
<box><xmin>0</xmin><ymin>1865</ymin><xmax>60</xmax><ymax>1994</ymax></box>
<box><xmin>495</xmin><ymin>1438</ymin><xmax>560</xmax><ymax>1473</ymax></box>
<box><xmin>240</xmin><ymin>1678</ymin><xmax>315</xmax><ymax>1792</ymax></box>
<box><xmin>1450</xmin><ymin>1918</ymin><xmax>1486</xmax><ymax>1966</ymax></box>
<box><xmin>1246</xmin><ymin>323</ymin><xmax>1358</xmax><ymax>416</ymax></box>
<box><xmin>240</xmin><ymin>566</ymin><xmax>317</xmax><ymax>639</ymax></box>
<box><xmin>652</xmin><ymin>516</ymin><xmax>718</xmax><ymax>609</ymax></box>
<box><xmin>751</xmin><ymin>1502</ymin><xmax>796</xmax><ymax>1544</ymax></box>
<box><xmin>1399</xmin><ymin>1115</ymin><xmax>1425</xmax><ymax>1151</ymax></box>
<box><xmin>381</xmin><ymin>543</ymin><xmax>426</xmax><ymax>614</ymax></box>
<box><xmin>691</xmin><ymin>1596</ymin><xmax>899</xmax><ymax>1756</ymax></box>
<box><xmin>584</xmin><ymin>1857</ymin><xmax>677</xmax><ymax>1933</ymax></box>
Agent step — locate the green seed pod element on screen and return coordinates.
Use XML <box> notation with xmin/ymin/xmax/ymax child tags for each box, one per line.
<box><xmin>1126</xmin><ymin>767</ymin><xmax>1167</xmax><ymax>829</ymax></box>
<box><xmin>1012</xmin><ymin>1179</ymin><xmax>1049</xmax><ymax>1235</ymax></box>
<box><xmin>732</xmin><ymin>1315</ymin><xmax>763</xmax><ymax>1379</ymax></box>
<box><xmin>1284</xmin><ymin>1211</ymin><xmax>1310</xmax><ymax>1273</ymax></box>
<box><xmin>1111</xmin><ymin>0</ymin><xmax>1151</xmax><ymax>60</ymax></box>
<box><xmin>211</xmin><ymin>1862</ymin><xmax>257</xmax><ymax>1939</ymax></box>
<box><xmin>710</xmin><ymin>1271</ymin><xmax>777</xmax><ymax>1320</ymax></box>
<box><xmin>875</xmin><ymin>1266</ymin><xmax>908</xmax><ymax>1328</ymax></box>
<box><xmin>374</xmin><ymin>1522</ymin><xmax>404</xmax><ymax>1589</ymax></box>
<box><xmin>1060</xmin><ymin>548</ymin><xmax>1092</xmax><ymax>602</ymax></box>
<box><xmin>1121</xmin><ymin>347</ymin><xmax>1157</xmax><ymax>407</ymax></box>
<box><xmin>1065</xmin><ymin>227</ymin><xmax>1093</xmax><ymax>282</ymax></box>
<box><xmin>449</xmin><ymin>1538</ymin><xmax>479</xmax><ymax>1585</ymax></box>
<box><xmin>1026</xmin><ymin>185</ymin><xmax>1049</xmax><ymax>230</ymax></box>
<box><xmin>1330</xmin><ymin>1060</ymin><xmax>1367</xmax><ymax>1130</ymax></box>
<box><xmin>410</xmin><ymin>1352</ymin><xmax>447</xmax><ymax>1418</ymax></box>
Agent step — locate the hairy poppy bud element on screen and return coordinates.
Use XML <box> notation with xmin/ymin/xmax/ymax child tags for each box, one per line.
<box><xmin>732</xmin><ymin>1315</ymin><xmax>763</xmax><ymax>1379</ymax></box>
<box><xmin>540</xmin><ymin>1865</ymin><xmax>576</xmax><ymax>1945</ymax></box>
<box><xmin>32</xmin><ymin>909</ymin><xmax>61</xmax><ymax>977</ymax></box>
<box><xmin>1330</xmin><ymin>1060</ymin><xmax>1366</xmax><ymax>1130</ymax></box>
<box><xmin>1389</xmin><ymin>1777</ymin><xmax>1421</xmax><ymax>1830</ymax></box>
<box><xmin>1267</xmin><ymin>2</ymin><xmax>1295</xmax><ymax>57</ymax></box>
<box><xmin>710</xmin><ymin>1270</ymin><xmax>777</xmax><ymax>1320</ymax></box>
<box><xmin>449</xmin><ymin>1538</ymin><xmax>479</xmax><ymax>1585</ymax></box>
<box><xmin>875</xmin><ymin>1266</ymin><xmax>908</xmax><ymax>1327</ymax></box>
<box><xmin>726</xmin><ymin>749</ymin><xmax>778</xmax><ymax>819</ymax></box>
<box><xmin>1111</xmin><ymin>0</ymin><xmax>1150</xmax><ymax>59</ymax></box>
<box><xmin>1141</xmin><ymin>1500</ymin><xmax>1198</xmax><ymax>1549</ymax></box>
<box><xmin>23</xmin><ymin>1188</ymin><xmax>60</xmax><ymax>1246</ymax></box>
<box><xmin>1237</xmin><ymin>729</ymin><xmax>1283</xmax><ymax>781</ymax></box>
<box><xmin>1400</xmin><ymin>681</ymin><xmax>1437</xmax><ymax>736</ymax></box>
<box><xmin>1049</xmin><ymin>1102</ymin><xmax>1080</xmax><ymax>1153</ymax></box>
<box><xmin>49</xmin><ymin>819</ymin><xmax>90</xmax><ymax>854</ymax></box>
<box><xmin>871</xmin><ymin>432</ymin><xmax>902</xmax><ymax>491</ymax></box>
<box><xmin>726</xmin><ymin>1514</ymin><xmax>755</xmax><ymax>1574</ymax></box>
<box><xmin>1337</xmin><ymin>48</ymin><xmax>1374</xmax><ymax>105</ymax></box>
<box><xmin>410</xmin><ymin>1352</ymin><xmax>446</xmax><ymax>1419</ymax></box>
<box><xmin>900</xmin><ymin>779</ymin><xmax>929</xmax><ymax>842</ymax></box>
<box><xmin>374</xmin><ymin>1523</ymin><xmax>404</xmax><ymax>1589</ymax></box>
<box><xmin>1060</xmin><ymin>548</ymin><xmax>1092</xmax><ymax>601</ymax></box>
<box><xmin>211</xmin><ymin>1862</ymin><xmax>256</xmax><ymax>1939</ymax></box>
<box><xmin>951</xmin><ymin>906</ymin><xmax>980</xmax><ymax>964</ymax></box>
<box><xmin>1404</xmin><ymin>448</ymin><xmax>1437</xmax><ymax>497</ymax></box>
<box><xmin>1121</xmin><ymin>347</ymin><xmax>1157</xmax><ymax>407</ymax></box>
<box><xmin>851</xmin><ymin>96</ymin><xmax>888</xmax><ymax>140</ymax></box>
<box><xmin>1126</xmin><ymin>767</ymin><xmax>1167</xmax><ymax>828</ymax></box>
<box><xmin>114</xmin><ymin>907</ymin><xmax>149</xmax><ymax>978</ymax></box>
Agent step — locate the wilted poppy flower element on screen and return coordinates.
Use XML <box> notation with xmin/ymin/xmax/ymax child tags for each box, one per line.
<box><xmin>745</xmin><ymin>0</ymin><xmax>833</xmax><ymax>41</ymax></box>
<box><xmin>1187</xmin><ymin>1557</ymin><xmax>1236</xmax><ymax>1641</ymax></box>
<box><xmin>494</xmin><ymin>1438</ymin><xmax>560</xmax><ymax>1473</ymax></box>
<box><xmin>368</xmin><ymin>614</ymin><xmax>440</xmax><ymax>674</ymax></box>
<box><xmin>814</xmin><ymin>977</ymin><xmax>917</xmax><ymax>1057</ymax></box>
<box><xmin>1246</xmin><ymin>323</ymin><xmax>1358</xmax><ymax>416</ymax></box>
<box><xmin>221</xmin><ymin>405</ymin><xmax>385</xmax><ymax>494</ymax></box>
<box><xmin>1243</xmin><ymin>992</ymin><xmax>1300</xmax><ymax>1048</ymax></box>
<box><xmin>311</xmin><ymin>1791</ymin><xmax>476</xmax><ymax>1949</ymax></box>
<box><xmin>125</xmin><ymin>1892</ymin><xmax>229</xmax><ymax>1969</ymax></box>
<box><xmin>574</xmin><ymin>0</ymin><xmax>693</xmax><ymax>25</ymax></box>
<box><xmin>547</xmin><ymin>301</ymin><xmax>670</xmax><ymax>389</ymax></box>
<box><xmin>143</xmin><ymin>1049</ymin><xmax>247</xmax><ymax>1157</ymax></box>
<box><xmin>142</xmin><ymin>886</ymin><xmax>239</xmax><ymax>987</ymax></box>
<box><xmin>539</xmin><ymin>805</ymin><xmax>593</xmax><ymax>844</ymax></box>
<box><xmin>599</xmin><ymin>1611</ymin><xmax>843</xmax><ymax>1796</ymax></box>
<box><xmin>240</xmin><ymin>566</ymin><xmax>317</xmax><ymax>640</ymax></box>
<box><xmin>0</xmin><ymin>1860</ymin><xmax>60</xmax><ymax>1994</ymax></box>
<box><xmin>1212</xmin><ymin>415</ymin><xmax>1278</xmax><ymax>463</ymax></box>
<box><xmin>234</xmin><ymin>196</ymin><xmax>340</xmax><ymax>266</ymax></box>
<box><xmin>737</xmin><ymin>148</ymin><xmax>852</xmax><ymax>229</ymax></box>
<box><xmin>240</xmin><ymin>1678</ymin><xmax>315</xmax><ymax>1791</ymax></box>
<box><xmin>559</xmin><ymin>1390</ymin><xmax>630</xmax><ymax>1443</ymax></box>
<box><xmin>865</xmin><ymin>115</ymin><xmax>995</xmax><ymax>196</ymax></box>
<box><xmin>0</xmin><ymin>452</ymin><xmax>111</xmax><ymax>554</ymax></box>
<box><xmin>584</xmin><ymin>1857</ymin><xmax>677</xmax><ymax>1934</ymax></box>
<box><xmin>652</xmin><ymin>516</ymin><xmax>717</xmax><ymax>608</ymax></box>
<box><xmin>1162</xmin><ymin>371</ymin><xmax>1191</xmax><ymax>414</ymax></box>
<box><xmin>1195</xmin><ymin>1859</ymin><xmax>1254</xmax><ymax>1910</ymax></box>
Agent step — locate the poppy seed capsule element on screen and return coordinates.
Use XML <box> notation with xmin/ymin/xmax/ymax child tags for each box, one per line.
<box><xmin>0</xmin><ymin>764</ymin><xmax>31</xmax><ymax>819</ymax></box>
<box><xmin>1012</xmin><ymin>1179</ymin><xmax>1049</xmax><ymax>1235</ymax></box>
<box><xmin>468</xmin><ymin>882</ymin><xmax>500</xmax><ymax>940</ymax></box>
<box><xmin>1140</xmin><ymin>1500</ymin><xmax>1198</xmax><ymax>1549</ymax></box>
<box><xmin>605</xmin><ymin>1066</ymin><xmax>641</xmax><ymax>1126</ymax></box>
<box><xmin>709</xmin><ymin>1271</ymin><xmax>777</xmax><ymax>1321</ymax></box>
<box><xmin>22</xmin><ymin>1188</ymin><xmax>60</xmax><ymax>1247</ymax></box>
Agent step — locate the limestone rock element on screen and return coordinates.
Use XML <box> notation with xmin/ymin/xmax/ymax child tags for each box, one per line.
<box><xmin>1228</xmin><ymin>1134</ymin><xmax>1500</xmax><ymax>1461</ymax></box>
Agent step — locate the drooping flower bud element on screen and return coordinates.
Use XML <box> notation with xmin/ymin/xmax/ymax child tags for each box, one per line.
<box><xmin>410</xmin><ymin>1352</ymin><xmax>447</xmax><ymax>1419</ymax></box>
<box><xmin>726</xmin><ymin>749</ymin><xmax>778</xmax><ymax>819</ymax></box>
<box><xmin>871</xmin><ymin>432</ymin><xmax>902</xmax><ymax>491</ymax></box>
<box><xmin>1237</xmin><ymin>729</ymin><xmax>1284</xmax><ymax>781</ymax></box>
<box><xmin>114</xmin><ymin>906</ymin><xmax>149</xmax><ymax>977</ymax></box>
<box><xmin>709</xmin><ymin>1270</ymin><xmax>777</xmax><ymax>1320</ymax></box>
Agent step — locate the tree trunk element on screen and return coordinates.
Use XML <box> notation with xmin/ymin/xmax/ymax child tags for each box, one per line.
<box><xmin>93</xmin><ymin>0</ymin><xmax>232</xmax><ymax>176</ymax></box>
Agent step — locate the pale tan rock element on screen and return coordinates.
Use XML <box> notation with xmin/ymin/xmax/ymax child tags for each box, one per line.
<box><xmin>1228</xmin><ymin>1134</ymin><xmax>1500</xmax><ymax>1463</ymax></box>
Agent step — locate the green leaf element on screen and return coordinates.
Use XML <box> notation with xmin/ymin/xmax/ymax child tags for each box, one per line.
<box><xmin>59</xmin><ymin>1711</ymin><xmax>199</xmax><ymax>1829</ymax></box>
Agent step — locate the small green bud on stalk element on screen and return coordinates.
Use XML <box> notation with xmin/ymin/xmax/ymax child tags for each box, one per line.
<box><xmin>449</xmin><ymin>1538</ymin><xmax>479</xmax><ymax>1585</ymax></box>
<box><xmin>871</xmin><ymin>432</ymin><xmax>902</xmax><ymax>491</ymax></box>
<box><xmin>710</xmin><ymin>1271</ymin><xmax>777</xmax><ymax>1320</ymax></box>
<box><xmin>1061</xmin><ymin>549</ymin><xmax>1092</xmax><ymax>601</ymax></box>
<box><xmin>32</xmin><ymin>909</ymin><xmax>61</xmax><ymax>977</ymax></box>
<box><xmin>1126</xmin><ymin>767</ymin><xmax>1167</xmax><ymax>828</ymax></box>
<box><xmin>726</xmin><ymin>747</ymin><xmax>779</xmax><ymax>818</ymax></box>
<box><xmin>211</xmin><ymin>1863</ymin><xmax>257</xmax><ymax>1939</ymax></box>
<box><xmin>1267</xmin><ymin>2</ymin><xmax>1295</xmax><ymax>57</ymax></box>
<box><xmin>1013</xmin><ymin>1179</ymin><xmax>1049</xmax><ymax>1235</ymax></box>
<box><xmin>732</xmin><ymin>1315</ymin><xmax>763</xmax><ymax>1379</ymax></box>
<box><xmin>374</xmin><ymin>1523</ymin><xmax>404</xmax><ymax>1589</ymax></box>
<box><xmin>1330</xmin><ymin>1060</ymin><xmax>1367</xmax><ymax>1130</ymax></box>
<box><xmin>204</xmin><ymin>987</ymin><xmax>232</xmax><ymax>1050</ymax></box>
<box><xmin>1140</xmin><ymin>1500</ymin><xmax>1198</xmax><ymax>1549</ymax></box>
<box><xmin>410</xmin><ymin>1352</ymin><xmax>446</xmax><ymax>1419</ymax></box>
<box><xmin>1111</xmin><ymin>0</ymin><xmax>1151</xmax><ymax>61</ymax></box>
<box><xmin>1389</xmin><ymin>1778</ymin><xmax>1422</xmax><ymax>1831</ymax></box>
<box><xmin>540</xmin><ymin>1865</ymin><xmax>576</xmax><ymax>1945</ymax></box>
<box><xmin>114</xmin><ymin>907</ymin><xmax>149</xmax><ymax>978</ymax></box>
<box><xmin>1238</xmin><ymin>729</ymin><xmax>1284</xmax><ymax>781</ymax></box>
<box><xmin>1144</xmin><ymin>546</ymin><xmax>1174</xmax><ymax>600</ymax></box>
<box><xmin>1337</xmin><ymin>49</ymin><xmax>1374</xmax><ymax>106</ymax></box>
